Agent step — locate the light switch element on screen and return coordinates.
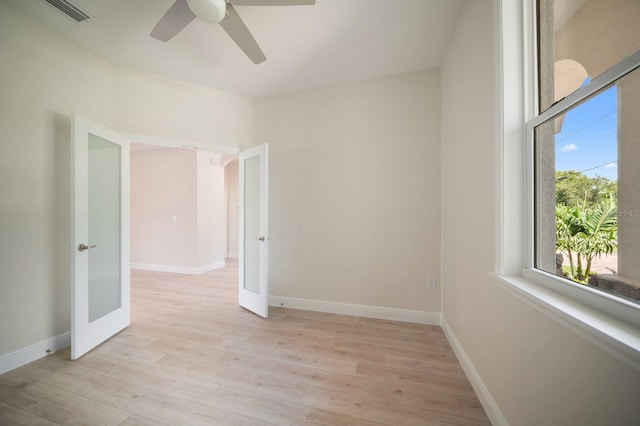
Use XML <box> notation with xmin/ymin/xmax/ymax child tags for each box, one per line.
<box><xmin>427</xmin><ymin>278</ymin><xmax>436</xmax><ymax>290</ymax></box>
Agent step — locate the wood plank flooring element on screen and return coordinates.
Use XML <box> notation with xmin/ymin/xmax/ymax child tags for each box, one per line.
<box><xmin>0</xmin><ymin>260</ymin><xmax>490</xmax><ymax>425</ymax></box>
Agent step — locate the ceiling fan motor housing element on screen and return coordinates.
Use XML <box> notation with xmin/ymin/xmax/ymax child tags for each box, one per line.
<box><xmin>186</xmin><ymin>0</ymin><xmax>226</xmax><ymax>23</ymax></box>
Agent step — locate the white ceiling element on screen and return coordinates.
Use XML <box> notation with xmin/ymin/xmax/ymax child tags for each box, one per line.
<box><xmin>2</xmin><ymin>0</ymin><xmax>465</xmax><ymax>98</ymax></box>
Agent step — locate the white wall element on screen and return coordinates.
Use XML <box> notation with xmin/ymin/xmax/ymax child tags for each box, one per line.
<box><xmin>0</xmin><ymin>2</ymin><xmax>251</xmax><ymax>359</ymax></box>
<box><xmin>440</xmin><ymin>1</ymin><xmax>640</xmax><ymax>424</ymax></box>
<box><xmin>112</xmin><ymin>66</ymin><xmax>253</xmax><ymax>149</ymax></box>
<box><xmin>253</xmin><ymin>70</ymin><xmax>441</xmax><ymax>313</ymax></box>
<box><xmin>0</xmin><ymin>3</ymin><xmax>112</xmax><ymax>355</ymax></box>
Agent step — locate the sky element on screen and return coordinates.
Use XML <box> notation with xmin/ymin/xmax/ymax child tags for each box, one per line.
<box><xmin>554</xmin><ymin>79</ymin><xmax>618</xmax><ymax>181</ymax></box>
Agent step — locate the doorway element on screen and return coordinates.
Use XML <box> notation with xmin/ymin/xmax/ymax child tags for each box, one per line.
<box><xmin>129</xmin><ymin>144</ymin><xmax>233</xmax><ymax>275</ymax></box>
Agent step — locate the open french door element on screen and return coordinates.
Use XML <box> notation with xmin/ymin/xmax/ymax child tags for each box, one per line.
<box><xmin>71</xmin><ymin>114</ymin><xmax>130</xmax><ymax>359</ymax></box>
<box><xmin>238</xmin><ymin>144</ymin><xmax>269</xmax><ymax>318</ymax></box>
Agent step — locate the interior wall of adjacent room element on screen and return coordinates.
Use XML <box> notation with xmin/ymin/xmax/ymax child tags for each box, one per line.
<box><xmin>130</xmin><ymin>149</ymin><xmax>226</xmax><ymax>270</ymax></box>
<box><xmin>197</xmin><ymin>151</ymin><xmax>226</xmax><ymax>267</ymax></box>
<box><xmin>253</xmin><ymin>70</ymin><xmax>441</xmax><ymax>312</ymax></box>
<box><xmin>130</xmin><ymin>148</ymin><xmax>198</xmax><ymax>268</ymax></box>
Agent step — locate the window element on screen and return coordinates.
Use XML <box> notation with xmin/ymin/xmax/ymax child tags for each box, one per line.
<box><xmin>497</xmin><ymin>0</ymin><xmax>639</xmax><ymax>365</ymax></box>
<box><xmin>531</xmin><ymin>0</ymin><xmax>640</xmax><ymax>305</ymax></box>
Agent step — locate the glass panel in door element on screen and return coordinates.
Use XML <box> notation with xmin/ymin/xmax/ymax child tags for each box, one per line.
<box><xmin>243</xmin><ymin>155</ymin><xmax>260</xmax><ymax>294</ymax></box>
<box><xmin>88</xmin><ymin>134</ymin><xmax>122</xmax><ymax>322</ymax></box>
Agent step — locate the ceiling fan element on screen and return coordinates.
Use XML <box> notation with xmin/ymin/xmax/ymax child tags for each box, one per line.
<box><xmin>151</xmin><ymin>0</ymin><xmax>316</xmax><ymax>64</ymax></box>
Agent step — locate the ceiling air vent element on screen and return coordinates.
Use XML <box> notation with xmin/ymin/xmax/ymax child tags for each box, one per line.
<box><xmin>44</xmin><ymin>0</ymin><xmax>90</xmax><ymax>22</ymax></box>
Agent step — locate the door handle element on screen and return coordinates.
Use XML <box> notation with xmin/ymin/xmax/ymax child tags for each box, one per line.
<box><xmin>78</xmin><ymin>244</ymin><xmax>96</xmax><ymax>252</ymax></box>
<box><xmin>257</xmin><ymin>236</ymin><xmax>266</xmax><ymax>241</ymax></box>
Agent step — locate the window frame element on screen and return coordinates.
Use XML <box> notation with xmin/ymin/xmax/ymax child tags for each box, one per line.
<box><xmin>496</xmin><ymin>0</ymin><xmax>640</xmax><ymax>370</ymax></box>
<box><xmin>526</xmin><ymin>52</ymin><xmax>640</xmax><ymax>324</ymax></box>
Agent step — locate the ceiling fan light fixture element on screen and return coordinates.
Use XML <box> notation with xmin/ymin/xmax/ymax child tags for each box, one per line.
<box><xmin>186</xmin><ymin>0</ymin><xmax>226</xmax><ymax>23</ymax></box>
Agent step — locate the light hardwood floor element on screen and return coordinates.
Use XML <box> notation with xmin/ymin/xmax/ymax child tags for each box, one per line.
<box><xmin>0</xmin><ymin>261</ymin><xmax>490</xmax><ymax>425</ymax></box>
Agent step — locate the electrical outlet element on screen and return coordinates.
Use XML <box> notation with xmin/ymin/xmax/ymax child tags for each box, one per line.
<box><xmin>427</xmin><ymin>278</ymin><xmax>436</xmax><ymax>290</ymax></box>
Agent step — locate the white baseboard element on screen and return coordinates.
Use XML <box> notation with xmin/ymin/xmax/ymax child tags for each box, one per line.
<box><xmin>131</xmin><ymin>260</ymin><xmax>225</xmax><ymax>275</ymax></box>
<box><xmin>227</xmin><ymin>252</ymin><xmax>239</xmax><ymax>259</ymax></box>
<box><xmin>268</xmin><ymin>295</ymin><xmax>441</xmax><ymax>325</ymax></box>
<box><xmin>0</xmin><ymin>332</ymin><xmax>70</xmax><ymax>375</ymax></box>
<box><xmin>441</xmin><ymin>318</ymin><xmax>508</xmax><ymax>426</ymax></box>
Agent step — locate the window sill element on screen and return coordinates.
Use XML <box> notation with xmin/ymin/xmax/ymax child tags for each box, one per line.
<box><xmin>492</xmin><ymin>272</ymin><xmax>640</xmax><ymax>371</ymax></box>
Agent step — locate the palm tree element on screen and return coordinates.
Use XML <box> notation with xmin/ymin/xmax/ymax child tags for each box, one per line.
<box><xmin>556</xmin><ymin>204</ymin><xmax>581</xmax><ymax>280</ymax></box>
<box><xmin>555</xmin><ymin>198</ymin><xmax>617</xmax><ymax>282</ymax></box>
<box><xmin>577</xmin><ymin>197</ymin><xmax>617</xmax><ymax>279</ymax></box>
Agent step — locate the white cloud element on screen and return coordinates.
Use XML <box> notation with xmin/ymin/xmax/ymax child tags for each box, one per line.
<box><xmin>559</xmin><ymin>143</ymin><xmax>578</xmax><ymax>152</ymax></box>
<box><xmin>604</xmin><ymin>162</ymin><xmax>617</xmax><ymax>168</ymax></box>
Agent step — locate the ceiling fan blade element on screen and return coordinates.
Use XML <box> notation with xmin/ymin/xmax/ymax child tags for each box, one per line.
<box><xmin>150</xmin><ymin>0</ymin><xmax>197</xmax><ymax>42</ymax></box>
<box><xmin>219</xmin><ymin>3</ymin><xmax>266</xmax><ymax>64</ymax></box>
<box><xmin>228</xmin><ymin>0</ymin><xmax>315</xmax><ymax>4</ymax></box>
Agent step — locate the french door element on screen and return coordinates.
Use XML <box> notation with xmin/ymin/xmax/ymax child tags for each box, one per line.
<box><xmin>71</xmin><ymin>114</ymin><xmax>130</xmax><ymax>359</ymax></box>
<box><xmin>71</xmin><ymin>115</ymin><xmax>266</xmax><ymax>358</ymax></box>
<box><xmin>238</xmin><ymin>144</ymin><xmax>269</xmax><ymax>318</ymax></box>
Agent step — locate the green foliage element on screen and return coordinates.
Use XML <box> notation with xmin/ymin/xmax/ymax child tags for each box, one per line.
<box><xmin>556</xmin><ymin>170</ymin><xmax>617</xmax><ymax>208</ymax></box>
<box><xmin>555</xmin><ymin>198</ymin><xmax>618</xmax><ymax>282</ymax></box>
